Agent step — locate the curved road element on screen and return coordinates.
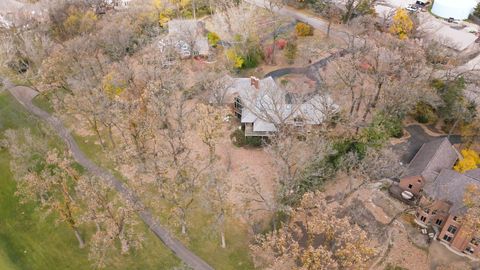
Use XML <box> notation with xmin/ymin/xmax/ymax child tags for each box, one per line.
<box><xmin>7</xmin><ymin>86</ymin><xmax>214</xmax><ymax>270</ymax></box>
<box><xmin>264</xmin><ymin>49</ymin><xmax>347</xmax><ymax>83</ymax></box>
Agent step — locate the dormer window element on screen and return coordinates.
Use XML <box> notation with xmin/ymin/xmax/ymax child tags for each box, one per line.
<box><xmin>294</xmin><ymin>117</ymin><xmax>305</xmax><ymax>127</ymax></box>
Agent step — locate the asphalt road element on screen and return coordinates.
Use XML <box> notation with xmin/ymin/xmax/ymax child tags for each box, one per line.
<box><xmin>7</xmin><ymin>86</ymin><xmax>214</xmax><ymax>270</ymax></box>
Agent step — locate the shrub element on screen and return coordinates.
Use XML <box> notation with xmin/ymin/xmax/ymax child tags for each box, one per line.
<box><xmin>284</xmin><ymin>41</ymin><xmax>298</xmax><ymax>64</ymax></box>
<box><xmin>207</xmin><ymin>32</ymin><xmax>220</xmax><ymax>47</ymax></box>
<box><xmin>243</xmin><ymin>45</ymin><xmax>263</xmax><ymax>69</ymax></box>
<box><xmin>372</xmin><ymin>113</ymin><xmax>404</xmax><ymax>138</ymax></box>
<box><xmin>295</xmin><ymin>22</ymin><xmax>313</xmax><ymax>36</ymax></box>
<box><xmin>275</xmin><ymin>38</ymin><xmax>288</xmax><ymax>50</ymax></box>
<box><xmin>226</xmin><ymin>49</ymin><xmax>245</xmax><ymax>69</ymax></box>
<box><xmin>230</xmin><ymin>129</ymin><xmax>263</xmax><ymax>147</ymax></box>
<box><xmin>413</xmin><ymin>101</ymin><xmax>437</xmax><ymax>124</ymax></box>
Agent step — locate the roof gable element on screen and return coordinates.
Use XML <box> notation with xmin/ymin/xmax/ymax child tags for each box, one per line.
<box><xmin>402</xmin><ymin>138</ymin><xmax>458</xmax><ymax>182</ymax></box>
<box><xmin>424</xmin><ymin>168</ymin><xmax>480</xmax><ymax>214</ymax></box>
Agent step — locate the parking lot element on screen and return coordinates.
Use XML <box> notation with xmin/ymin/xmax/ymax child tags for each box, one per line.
<box><xmin>376</xmin><ymin>0</ymin><xmax>480</xmax><ymax>51</ymax></box>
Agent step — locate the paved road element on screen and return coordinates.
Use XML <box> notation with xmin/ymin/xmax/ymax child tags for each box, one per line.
<box><xmin>245</xmin><ymin>0</ymin><xmax>351</xmax><ymax>43</ymax></box>
<box><xmin>393</xmin><ymin>124</ymin><xmax>461</xmax><ymax>164</ymax></box>
<box><xmin>264</xmin><ymin>49</ymin><xmax>347</xmax><ymax>83</ymax></box>
<box><xmin>7</xmin><ymin>86</ymin><xmax>214</xmax><ymax>270</ymax></box>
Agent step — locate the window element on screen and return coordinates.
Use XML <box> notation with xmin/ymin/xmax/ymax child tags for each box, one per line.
<box><xmin>432</xmin><ymin>210</ymin><xmax>437</xmax><ymax>215</ymax></box>
<box><xmin>420</xmin><ymin>216</ymin><xmax>427</xmax><ymax>222</ymax></box>
<box><xmin>447</xmin><ymin>225</ymin><xmax>457</xmax><ymax>234</ymax></box>
<box><xmin>417</xmin><ymin>179</ymin><xmax>422</xmax><ymax>183</ymax></box>
<box><xmin>465</xmin><ymin>247</ymin><xmax>475</xmax><ymax>254</ymax></box>
<box><xmin>293</xmin><ymin>117</ymin><xmax>304</xmax><ymax>127</ymax></box>
<box><xmin>443</xmin><ymin>235</ymin><xmax>452</xmax><ymax>242</ymax></box>
<box><xmin>408</xmin><ymin>184</ymin><xmax>413</xmax><ymax>189</ymax></box>
<box><xmin>425</xmin><ymin>208</ymin><xmax>430</xmax><ymax>214</ymax></box>
<box><xmin>453</xmin><ymin>216</ymin><xmax>458</xmax><ymax>221</ymax></box>
<box><xmin>471</xmin><ymin>238</ymin><xmax>479</xmax><ymax>246</ymax></box>
<box><xmin>435</xmin><ymin>219</ymin><xmax>442</xmax><ymax>226</ymax></box>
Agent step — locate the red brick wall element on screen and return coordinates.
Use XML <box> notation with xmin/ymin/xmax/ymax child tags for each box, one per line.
<box><xmin>399</xmin><ymin>175</ymin><xmax>424</xmax><ymax>195</ymax></box>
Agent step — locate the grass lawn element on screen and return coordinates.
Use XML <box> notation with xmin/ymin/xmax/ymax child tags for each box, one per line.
<box><xmin>0</xmin><ymin>92</ymin><xmax>180</xmax><ymax>270</ymax></box>
<box><xmin>45</xmin><ymin>99</ymin><xmax>256</xmax><ymax>269</ymax></box>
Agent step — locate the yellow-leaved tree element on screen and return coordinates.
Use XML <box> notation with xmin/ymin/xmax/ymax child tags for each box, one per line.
<box><xmin>389</xmin><ymin>8</ymin><xmax>413</xmax><ymax>40</ymax></box>
<box><xmin>454</xmin><ymin>149</ymin><xmax>480</xmax><ymax>173</ymax></box>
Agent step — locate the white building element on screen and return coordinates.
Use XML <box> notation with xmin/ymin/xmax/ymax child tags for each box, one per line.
<box><xmin>158</xmin><ymin>20</ymin><xmax>210</xmax><ymax>58</ymax></box>
<box><xmin>222</xmin><ymin>76</ymin><xmax>338</xmax><ymax>137</ymax></box>
<box><xmin>431</xmin><ymin>0</ymin><xmax>479</xmax><ymax>20</ymax></box>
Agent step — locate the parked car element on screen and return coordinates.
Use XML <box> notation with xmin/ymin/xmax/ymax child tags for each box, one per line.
<box><xmin>415</xmin><ymin>1</ymin><xmax>430</xmax><ymax>7</ymax></box>
<box><xmin>406</xmin><ymin>5</ymin><xmax>419</xmax><ymax>12</ymax></box>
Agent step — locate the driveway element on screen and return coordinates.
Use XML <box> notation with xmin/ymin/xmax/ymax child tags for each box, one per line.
<box><xmin>393</xmin><ymin>125</ymin><xmax>462</xmax><ymax>164</ymax></box>
<box><xmin>245</xmin><ymin>0</ymin><xmax>351</xmax><ymax>43</ymax></box>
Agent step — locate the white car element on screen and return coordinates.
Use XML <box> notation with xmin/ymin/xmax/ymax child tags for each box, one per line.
<box><xmin>406</xmin><ymin>5</ymin><xmax>418</xmax><ymax>12</ymax></box>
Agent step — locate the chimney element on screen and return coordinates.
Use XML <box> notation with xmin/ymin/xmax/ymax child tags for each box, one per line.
<box><xmin>250</xmin><ymin>76</ymin><xmax>259</xmax><ymax>89</ymax></box>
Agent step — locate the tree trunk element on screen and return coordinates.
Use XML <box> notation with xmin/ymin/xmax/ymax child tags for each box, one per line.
<box><xmin>221</xmin><ymin>231</ymin><xmax>226</xmax><ymax>248</ymax></box>
<box><xmin>327</xmin><ymin>20</ymin><xmax>332</xmax><ymax>38</ymax></box>
<box><xmin>74</xmin><ymin>228</ymin><xmax>85</xmax><ymax>249</ymax></box>
<box><xmin>192</xmin><ymin>0</ymin><xmax>197</xmax><ymax>19</ymax></box>
<box><xmin>181</xmin><ymin>223</ymin><xmax>187</xmax><ymax>234</ymax></box>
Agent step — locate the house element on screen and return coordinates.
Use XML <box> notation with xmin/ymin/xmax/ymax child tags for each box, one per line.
<box><xmin>398</xmin><ymin>138</ymin><xmax>458</xmax><ymax>196</ymax></box>
<box><xmin>220</xmin><ymin>76</ymin><xmax>337</xmax><ymax>137</ymax></box>
<box><xmin>431</xmin><ymin>0</ymin><xmax>479</xmax><ymax>20</ymax></box>
<box><xmin>103</xmin><ymin>0</ymin><xmax>132</xmax><ymax>9</ymax></box>
<box><xmin>158</xmin><ymin>19</ymin><xmax>209</xmax><ymax>58</ymax></box>
<box><xmin>417</xmin><ymin>168</ymin><xmax>480</xmax><ymax>257</ymax></box>
<box><xmin>396</xmin><ymin>138</ymin><xmax>479</xmax><ymax>258</ymax></box>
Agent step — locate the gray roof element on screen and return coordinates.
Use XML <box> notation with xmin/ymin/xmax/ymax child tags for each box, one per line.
<box><xmin>227</xmin><ymin>76</ymin><xmax>337</xmax><ymax>133</ymax></box>
<box><xmin>402</xmin><ymin>138</ymin><xmax>458</xmax><ymax>183</ymax></box>
<box><xmin>424</xmin><ymin>168</ymin><xmax>480</xmax><ymax>214</ymax></box>
<box><xmin>465</xmin><ymin>168</ymin><xmax>480</xmax><ymax>179</ymax></box>
<box><xmin>159</xmin><ymin>19</ymin><xmax>209</xmax><ymax>57</ymax></box>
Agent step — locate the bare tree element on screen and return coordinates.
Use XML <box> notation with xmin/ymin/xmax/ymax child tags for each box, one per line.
<box><xmin>77</xmin><ymin>175</ymin><xmax>143</xmax><ymax>268</ymax></box>
<box><xmin>3</xmin><ymin>129</ymin><xmax>85</xmax><ymax>248</ymax></box>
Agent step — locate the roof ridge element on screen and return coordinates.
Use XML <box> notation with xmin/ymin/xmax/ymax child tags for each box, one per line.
<box><xmin>423</xmin><ymin>137</ymin><xmax>451</xmax><ymax>172</ymax></box>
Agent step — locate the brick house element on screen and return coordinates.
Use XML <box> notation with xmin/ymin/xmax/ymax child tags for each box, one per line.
<box><xmin>421</xmin><ymin>168</ymin><xmax>480</xmax><ymax>257</ymax></box>
<box><xmin>397</xmin><ymin>138</ymin><xmax>480</xmax><ymax>258</ymax></box>
<box><xmin>398</xmin><ymin>138</ymin><xmax>458</xmax><ymax>196</ymax></box>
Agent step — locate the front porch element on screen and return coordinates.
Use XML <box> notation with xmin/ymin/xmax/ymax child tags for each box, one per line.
<box><xmin>244</xmin><ymin>123</ymin><xmax>274</xmax><ymax>137</ymax></box>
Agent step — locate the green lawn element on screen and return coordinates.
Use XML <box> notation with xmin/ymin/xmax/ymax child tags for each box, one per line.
<box><xmin>0</xmin><ymin>92</ymin><xmax>180</xmax><ymax>270</ymax></box>
<box><xmin>54</xmin><ymin>99</ymin><xmax>256</xmax><ymax>269</ymax></box>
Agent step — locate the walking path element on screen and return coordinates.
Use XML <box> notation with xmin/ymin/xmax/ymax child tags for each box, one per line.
<box><xmin>7</xmin><ymin>85</ymin><xmax>214</xmax><ymax>270</ymax></box>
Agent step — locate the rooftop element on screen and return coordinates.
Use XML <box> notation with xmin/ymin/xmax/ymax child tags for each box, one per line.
<box><xmin>402</xmin><ymin>138</ymin><xmax>458</xmax><ymax>182</ymax></box>
<box><xmin>227</xmin><ymin>76</ymin><xmax>337</xmax><ymax>133</ymax></box>
<box><xmin>423</xmin><ymin>168</ymin><xmax>480</xmax><ymax>214</ymax></box>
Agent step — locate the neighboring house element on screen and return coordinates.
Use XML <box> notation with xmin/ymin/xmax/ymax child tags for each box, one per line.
<box><xmin>158</xmin><ymin>19</ymin><xmax>209</xmax><ymax>58</ymax></box>
<box><xmin>103</xmin><ymin>0</ymin><xmax>132</xmax><ymax>9</ymax></box>
<box><xmin>399</xmin><ymin>138</ymin><xmax>458</xmax><ymax>196</ymax></box>
<box><xmin>431</xmin><ymin>0</ymin><xmax>479</xmax><ymax>20</ymax></box>
<box><xmin>397</xmin><ymin>138</ymin><xmax>480</xmax><ymax>258</ymax></box>
<box><xmin>418</xmin><ymin>168</ymin><xmax>480</xmax><ymax>257</ymax></box>
<box><xmin>219</xmin><ymin>76</ymin><xmax>337</xmax><ymax>137</ymax></box>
